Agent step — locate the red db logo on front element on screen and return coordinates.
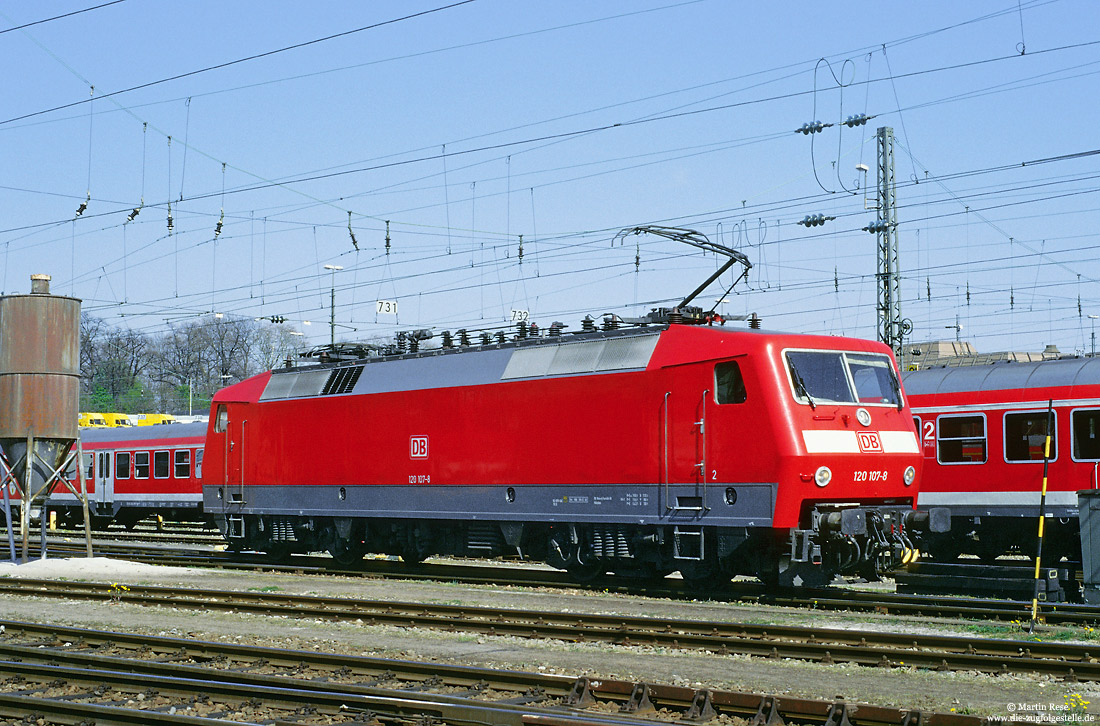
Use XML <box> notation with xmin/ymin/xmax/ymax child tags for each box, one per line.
<box><xmin>410</xmin><ymin>436</ymin><xmax>429</xmax><ymax>459</ymax></box>
<box><xmin>856</xmin><ymin>431</ymin><xmax>882</xmax><ymax>453</ymax></box>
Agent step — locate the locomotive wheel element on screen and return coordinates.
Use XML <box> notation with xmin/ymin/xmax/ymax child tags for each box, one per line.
<box><xmin>264</xmin><ymin>542</ymin><xmax>292</xmax><ymax>561</ymax></box>
<box><xmin>610</xmin><ymin>563</ymin><xmax>671</xmax><ymax>582</ymax></box>
<box><xmin>328</xmin><ymin>539</ymin><xmax>363</xmax><ymax>567</ymax></box>
<box><xmin>976</xmin><ymin>536</ymin><xmax>1009</xmax><ymax>562</ymax></box>
<box><xmin>678</xmin><ymin>563</ymin><xmax>725</xmax><ymax>593</ymax></box>
<box><xmin>566</xmin><ymin>561</ymin><xmax>605</xmax><ymax>582</ymax></box>
<box><xmin>926</xmin><ymin>532</ymin><xmax>966</xmax><ymax>561</ymax></box>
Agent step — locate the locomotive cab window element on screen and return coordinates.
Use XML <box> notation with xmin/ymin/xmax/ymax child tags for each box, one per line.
<box><xmin>134</xmin><ymin>451</ymin><xmax>150</xmax><ymax>479</ymax></box>
<box><xmin>1073</xmin><ymin>409</ymin><xmax>1100</xmax><ymax>461</ymax></box>
<box><xmin>714</xmin><ymin>361</ymin><xmax>747</xmax><ymax>404</ymax></box>
<box><xmin>214</xmin><ymin>405</ymin><xmax>228</xmax><ymax>433</ymax></box>
<box><xmin>154</xmin><ymin>450</ymin><xmax>170</xmax><ymax>479</ymax></box>
<box><xmin>848</xmin><ymin>354</ymin><xmax>901</xmax><ymax>406</ymax></box>
<box><xmin>937</xmin><ymin>414</ymin><xmax>987</xmax><ymax>464</ymax></box>
<box><xmin>1004</xmin><ymin>411</ymin><xmax>1056</xmax><ymax>462</ymax></box>
<box><xmin>115</xmin><ymin>452</ymin><xmax>131</xmax><ymax>479</ymax></box>
<box><xmin>784</xmin><ymin>350</ymin><xmax>900</xmax><ymax>406</ymax></box>
<box><xmin>175</xmin><ymin>449</ymin><xmax>191</xmax><ymax>478</ymax></box>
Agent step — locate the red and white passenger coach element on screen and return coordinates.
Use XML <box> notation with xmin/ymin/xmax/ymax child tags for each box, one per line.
<box><xmin>49</xmin><ymin>422</ymin><xmax>206</xmax><ymax>528</ymax></box>
<box><xmin>203</xmin><ymin>321</ymin><xmax>938</xmax><ymax>585</ymax></box>
<box><xmin>904</xmin><ymin>357</ymin><xmax>1100</xmax><ymax>561</ymax></box>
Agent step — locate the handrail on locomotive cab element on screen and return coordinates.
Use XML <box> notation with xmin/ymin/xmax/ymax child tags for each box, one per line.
<box><xmin>663</xmin><ymin>391</ymin><xmax>671</xmax><ymax>511</ymax></box>
<box><xmin>694</xmin><ymin>389</ymin><xmax>710</xmax><ymax>512</ymax></box>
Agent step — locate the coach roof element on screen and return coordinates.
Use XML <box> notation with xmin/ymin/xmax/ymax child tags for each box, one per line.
<box><xmin>902</xmin><ymin>357</ymin><xmax>1100</xmax><ymax>396</ymax></box>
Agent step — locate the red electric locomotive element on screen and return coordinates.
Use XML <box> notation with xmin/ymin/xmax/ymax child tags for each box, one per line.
<box><xmin>49</xmin><ymin>422</ymin><xmax>207</xmax><ymax>528</ymax></box>
<box><xmin>203</xmin><ymin>317</ymin><xmax>938</xmax><ymax>586</ymax></box>
<box><xmin>903</xmin><ymin>358</ymin><xmax>1100</xmax><ymax>561</ymax></box>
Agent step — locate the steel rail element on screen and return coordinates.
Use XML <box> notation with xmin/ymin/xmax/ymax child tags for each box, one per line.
<box><xmin>0</xmin><ymin>658</ymin><xmax>601</xmax><ymax>726</ymax></box>
<box><xmin>0</xmin><ymin>619</ymin><xmax>983</xmax><ymax>726</ymax></box>
<box><xmin>28</xmin><ymin>539</ymin><xmax>1100</xmax><ymax>627</ymax></box>
<box><xmin>1</xmin><ymin>578</ymin><xmax>1095</xmax><ymax>681</ymax></box>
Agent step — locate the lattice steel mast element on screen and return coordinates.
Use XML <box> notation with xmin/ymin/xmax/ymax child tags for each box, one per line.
<box><xmin>873</xmin><ymin>127</ymin><xmax>910</xmax><ymax>362</ymax></box>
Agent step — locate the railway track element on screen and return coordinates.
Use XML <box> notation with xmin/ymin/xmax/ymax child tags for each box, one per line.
<box><xmin>5</xmin><ymin>521</ymin><xmax>225</xmax><ymax>546</ymax></box>
<box><xmin>0</xmin><ymin>577</ymin><xmax>1095</xmax><ymax>682</ymax></box>
<box><xmin>0</xmin><ymin>618</ymin><xmax>985</xmax><ymax>725</ymax></box>
<box><xmin>24</xmin><ymin>538</ymin><xmax>1100</xmax><ymax>627</ymax></box>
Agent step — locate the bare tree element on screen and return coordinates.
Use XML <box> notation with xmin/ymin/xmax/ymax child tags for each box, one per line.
<box><xmin>80</xmin><ymin>312</ymin><xmax>306</xmax><ymax>414</ymax></box>
<box><xmin>205</xmin><ymin>315</ymin><xmax>259</xmax><ymax>388</ymax></box>
<box><xmin>91</xmin><ymin>326</ymin><xmax>149</xmax><ymax>404</ymax></box>
<box><xmin>149</xmin><ymin>321</ymin><xmax>209</xmax><ymax>388</ymax></box>
<box><xmin>252</xmin><ymin>324</ymin><xmax>302</xmax><ymax>371</ymax></box>
<box><xmin>79</xmin><ymin>312</ymin><xmax>105</xmax><ymax>393</ymax></box>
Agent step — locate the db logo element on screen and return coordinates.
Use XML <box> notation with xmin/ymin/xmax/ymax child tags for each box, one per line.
<box><xmin>410</xmin><ymin>435</ymin><xmax>429</xmax><ymax>459</ymax></box>
<box><xmin>856</xmin><ymin>431</ymin><xmax>883</xmax><ymax>453</ymax></box>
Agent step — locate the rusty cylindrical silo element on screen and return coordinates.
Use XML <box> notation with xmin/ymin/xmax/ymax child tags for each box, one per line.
<box><xmin>0</xmin><ymin>274</ymin><xmax>80</xmax><ymax>503</ymax></box>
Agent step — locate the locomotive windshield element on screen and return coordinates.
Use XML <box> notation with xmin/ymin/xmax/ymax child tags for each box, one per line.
<box><xmin>785</xmin><ymin>350</ymin><xmax>901</xmax><ymax>407</ymax></box>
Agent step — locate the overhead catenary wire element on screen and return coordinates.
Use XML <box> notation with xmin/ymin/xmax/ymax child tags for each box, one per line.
<box><xmin>10</xmin><ymin>3</ymin><xmax>1099</xmax><ymax>353</ymax></box>
<box><xmin>0</xmin><ymin>0</ymin><xmax>481</xmax><ymax>127</ymax></box>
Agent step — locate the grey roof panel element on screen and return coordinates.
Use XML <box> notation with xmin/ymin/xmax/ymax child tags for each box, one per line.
<box><xmin>903</xmin><ymin>357</ymin><xmax>1100</xmax><ymax>396</ymax></box>
<box><xmin>595</xmin><ymin>334</ymin><xmax>659</xmax><ymax>371</ymax></box>
<box><xmin>501</xmin><ymin>346</ymin><xmax>557</xmax><ymax>380</ymax></box>
<box><xmin>79</xmin><ymin>421</ymin><xmax>207</xmax><ymax>444</ymax></box>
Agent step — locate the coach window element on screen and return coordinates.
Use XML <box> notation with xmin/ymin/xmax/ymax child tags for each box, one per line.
<box><xmin>134</xmin><ymin>451</ymin><xmax>150</xmax><ymax>479</ymax></box>
<box><xmin>214</xmin><ymin>405</ymin><xmax>228</xmax><ymax>433</ymax></box>
<box><xmin>1004</xmin><ymin>411</ymin><xmax>1056</xmax><ymax>462</ymax></box>
<box><xmin>715</xmin><ymin>361</ymin><xmax>747</xmax><ymax>404</ymax></box>
<box><xmin>175</xmin><ymin>449</ymin><xmax>191</xmax><ymax>478</ymax></box>
<box><xmin>937</xmin><ymin>414</ymin><xmax>987</xmax><ymax>464</ymax></box>
<box><xmin>154</xmin><ymin>450</ymin><xmax>170</xmax><ymax>479</ymax></box>
<box><xmin>84</xmin><ymin>453</ymin><xmax>94</xmax><ymax>481</ymax></box>
<box><xmin>196</xmin><ymin>449</ymin><xmax>204</xmax><ymax>479</ymax></box>
<box><xmin>1072</xmin><ymin>409</ymin><xmax>1100</xmax><ymax>461</ymax></box>
<box><xmin>115</xmin><ymin>452</ymin><xmax>131</xmax><ymax>479</ymax></box>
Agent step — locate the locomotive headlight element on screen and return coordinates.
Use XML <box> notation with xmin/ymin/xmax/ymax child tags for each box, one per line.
<box><xmin>814</xmin><ymin>466</ymin><xmax>832</xmax><ymax>487</ymax></box>
<box><xmin>903</xmin><ymin>466</ymin><xmax>916</xmax><ymax>486</ymax></box>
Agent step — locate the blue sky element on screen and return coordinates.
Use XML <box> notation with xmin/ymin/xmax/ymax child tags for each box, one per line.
<box><xmin>1</xmin><ymin>0</ymin><xmax>1098</xmax><ymax>356</ymax></box>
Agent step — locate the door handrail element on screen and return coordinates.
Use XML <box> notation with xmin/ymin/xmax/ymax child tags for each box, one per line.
<box><xmin>663</xmin><ymin>391</ymin><xmax>671</xmax><ymax>511</ymax></box>
<box><xmin>695</xmin><ymin>389</ymin><xmax>710</xmax><ymax>512</ymax></box>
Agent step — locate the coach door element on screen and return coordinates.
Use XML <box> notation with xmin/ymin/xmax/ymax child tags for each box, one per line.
<box><xmin>96</xmin><ymin>451</ymin><xmax>114</xmax><ymax>507</ymax></box>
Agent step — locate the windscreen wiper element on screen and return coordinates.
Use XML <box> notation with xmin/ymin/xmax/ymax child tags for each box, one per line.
<box><xmin>788</xmin><ymin>360</ymin><xmax>817</xmax><ymax>410</ymax></box>
<box><xmin>889</xmin><ymin>370</ymin><xmax>904</xmax><ymax>411</ymax></box>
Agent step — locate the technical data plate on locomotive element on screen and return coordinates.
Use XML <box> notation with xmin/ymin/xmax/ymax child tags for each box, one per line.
<box><xmin>623</xmin><ymin>492</ymin><xmax>650</xmax><ymax>507</ymax></box>
<box><xmin>552</xmin><ymin>494</ymin><xmax>590</xmax><ymax>507</ymax></box>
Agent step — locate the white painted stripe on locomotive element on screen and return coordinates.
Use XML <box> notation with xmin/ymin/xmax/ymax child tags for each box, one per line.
<box><xmin>911</xmin><ymin>398</ymin><xmax>1100</xmax><ymax>414</ymax></box>
<box><xmin>917</xmin><ymin>491</ymin><xmax>1080</xmax><ymax>507</ymax></box>
<box><xmin>802</xmin><ymin>430</ymin><xmax>859</xmax><ymax>453</ymax></box>
<box><xmin>879</xmin><ymin>430</ymin><xmax>920</xmax><ymax>453</ymax></box>
<box><xmin>801</xmin><ymin>430</ymin><xmax>918</xmax><ymax>454</ymax></box>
